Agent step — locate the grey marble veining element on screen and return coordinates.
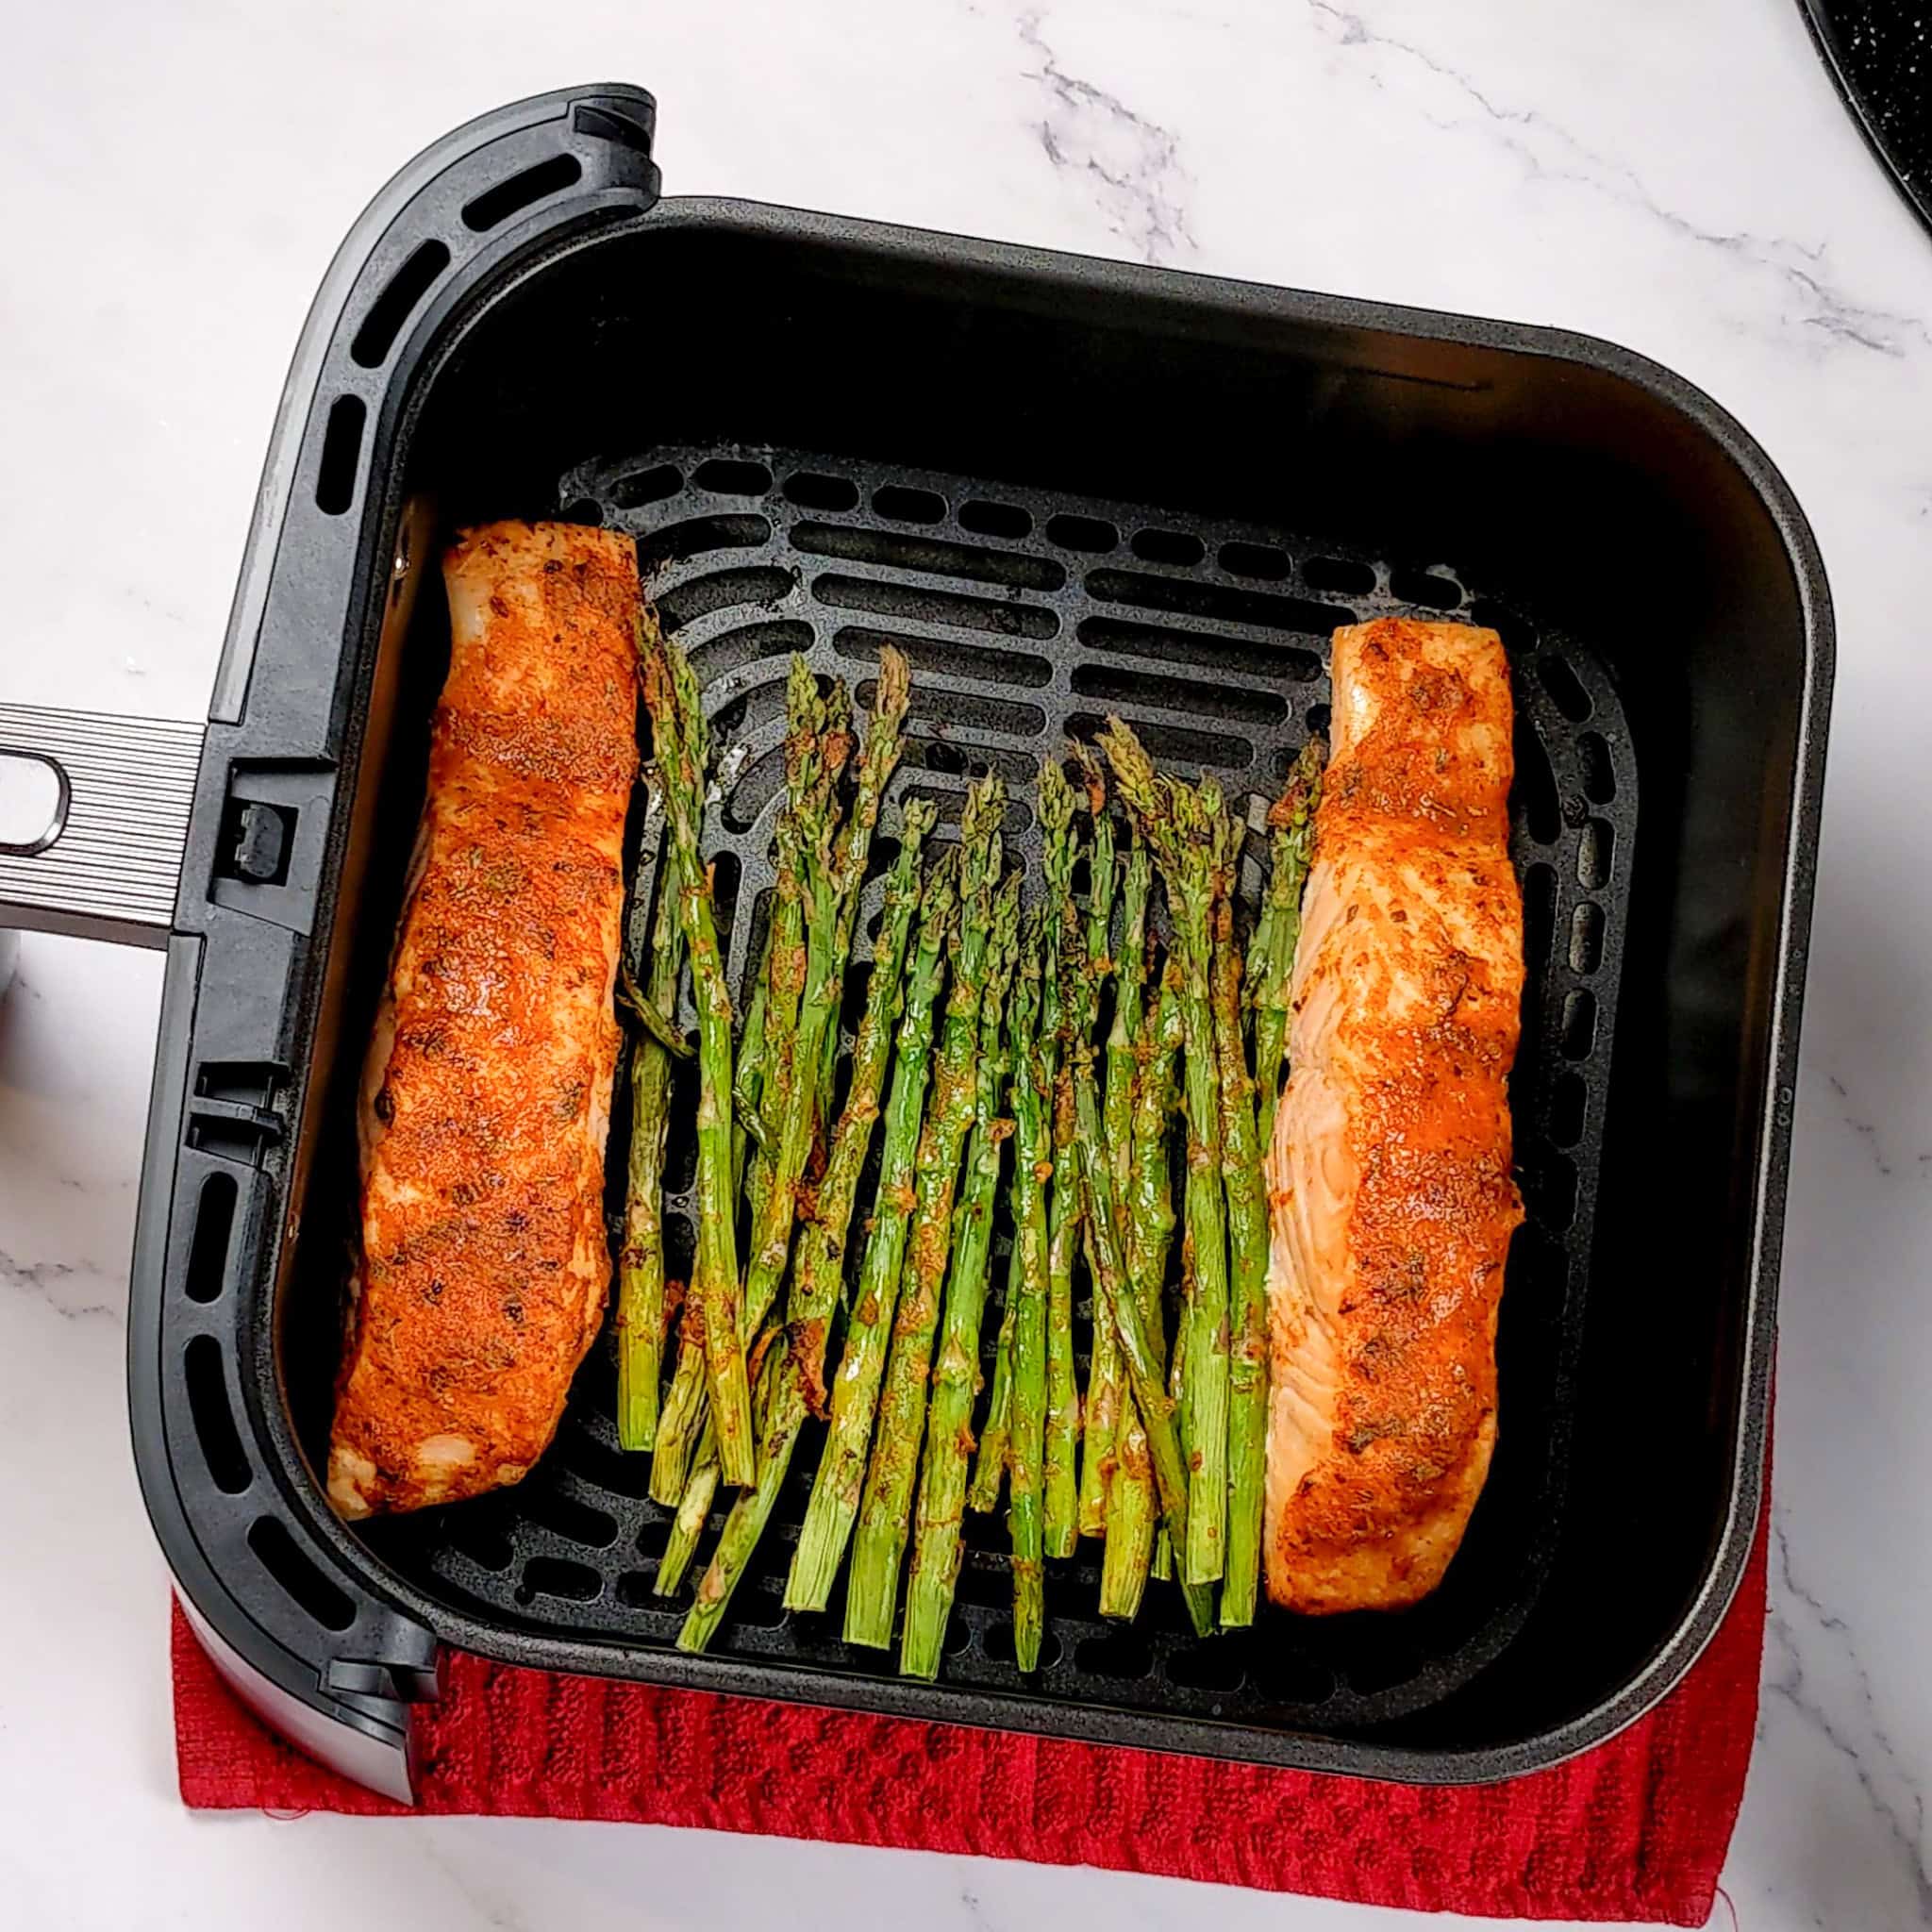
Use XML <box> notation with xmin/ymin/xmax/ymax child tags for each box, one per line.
<box><xmin>4</xmin><ymin>3</ymin><xmax>1932</xmax><ymax>1927</ymax></box>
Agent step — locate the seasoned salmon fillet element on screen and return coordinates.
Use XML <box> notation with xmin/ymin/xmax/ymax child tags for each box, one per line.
<box><xmin>1264</xmin><ymin>618</ymin><xmax>1524</xmax><ymax>1611</ymax></box>
<box><xmin>327</xmin><ymin>522</ymin><xmax>640</xmax><ymax>1519</ymax></box>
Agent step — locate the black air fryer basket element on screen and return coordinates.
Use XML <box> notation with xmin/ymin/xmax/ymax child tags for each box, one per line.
<box><xmin>0</xmin><ymin>87</ymin><xmax>1830</xmax><ymax>1802</ymax></box>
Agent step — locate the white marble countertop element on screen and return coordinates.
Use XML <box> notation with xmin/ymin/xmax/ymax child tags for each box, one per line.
<box><xmin>4</xmin><ymin>2</ymin><xmax>1930</xmax><ymax>1926</ymax></box>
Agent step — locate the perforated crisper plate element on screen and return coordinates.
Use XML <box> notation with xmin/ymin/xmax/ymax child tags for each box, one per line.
<box><xmin>389</xmin><ymin>442</ymin><xmax>1637</xmax><ymax>1735</ymax></box>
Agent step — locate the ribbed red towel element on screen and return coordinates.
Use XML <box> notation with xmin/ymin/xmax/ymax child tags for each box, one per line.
<box><xmin>174</xmin><ymin>1507</ymin><xmax>1763</xmax><ymax>1924</ymax></box>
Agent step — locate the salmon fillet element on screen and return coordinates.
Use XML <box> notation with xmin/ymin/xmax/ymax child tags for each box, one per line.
<box><xmin>1263</xmin><ymin>618</ymin><xmax>1524</xmax><ymax>1612</ymax></box>
<box><xmin>327</xmin><ymin>522</ymin><xmax>641</xmax><ymax>1519</ymax></box>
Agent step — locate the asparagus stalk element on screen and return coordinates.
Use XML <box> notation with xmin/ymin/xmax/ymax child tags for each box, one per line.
<box><xmin>730</xmin><ymin>931</ymin><xmax>771</xmax><ymax>1203</ymax></box>
<box><xmin>1067</xmin><ymin>971</ymin><xmax>1214</xmax><ymax>1638</ymax></box>
<box><xmin>741</xmin><ymin>663</ymin><xmax>826</xmax><ymax>1216</ymax></box>
<box><xmin>1252</xmin><ymin>739</ymin><xmax>1325</xmax><ymax>1150</ymax></box>
<box><xmin>901</xmin><ymin>894</ymin><xmax>1022</xmax><ymax>1676</ymax></box>
<box><xmin>846</xmin><ymin>791</ymin><xmax>1011</xmax><ymax>1646</ymax></box>
<box><xmin>785</xmin><ymin>856</ymin><xmax>956</xmax><ymax>1611</ymax></box>
<box><xmin>966</xmin><ymin>1254</ymin><xmax>1018</xmax><ymax>1512</ymax></box>
<box><xmin>615</xmin><ymin>779</ymin><xmax>686</xmax><ymax>1452</ymax></box>
<box><xmin>1108</xmin><ymin>843</ymin><xmax>1152</xmax><ymax>1231</ymax></box>
<box><xmin>1037</xmin><ymin>761</ymin><xmax>1082</xmax><ymax>1559</ymax></box>
<box><xmin>804</xmin><ymin>647</ymin><xmax>914</xmax><ymax>1185</ymax></box>
<box><xmin>741</xmin><ymin>665</ymin><xmax>874</xmax><ymax>1341</ymax></box>
<box><xmin>1003</xmin><ymin>918</ymin><xmax>1052</xmax><ymax>1667</ymax></box>
<box><xmin>1074</xmin><ymin>755</ymin><xmax>1122</xmax><ymax>1541</ymax></box>
<box><xmin>638</xmin><ymin>615</ymin><xmax>756</xmax><ymax>1487</ymax></box>
<box><xmin>1100</xmin><ymin>1397</ymin><xmax>1157</xmax><ymax>1618</ymax></box>
<box><xmin>1100</xmin><ymin>719</ymin><xmax>1232</xmax><ymax>1586</ymax></box>
<box><xmin>677</xmin><ymin>802</ymin><xmax>936</xmax><ymax>1653</ymax></box>
<box><xmin>1140</xmin><ymin>963</ymin><xmax>1186</xmax><ymax>1586</ymax></box>
<box><xmin>1213</xmin><ymin>806</ymin><xmax>1274</xmax><ymax>1628</ymax></box>
<box><xmin>649</xmin><ymin>662</ymin><xmax>840</xmax><ymax>1494</ymax></box>
<box><xmin>653</xmin><ymin>1411</ymin><xmax>718</xmax><ymax>1596</ymax></box>
<box><xmin>1097</xmin><ymin>852</ymin><xmax>1158</xmax><ymax>1608</ymax></box>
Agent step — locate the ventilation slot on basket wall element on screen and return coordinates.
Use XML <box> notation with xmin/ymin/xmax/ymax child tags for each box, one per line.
<box><xmin>248</xmin><ymin>1517</ymin><xmax>356</xmax><ymax>1630</ymax></box>
<box><xmin>462</xmin><ymin>153</ymin><xmax>583</xmax><ymax>231</ymax></box>
<box><xmin>185</xmin><ymin>1336</ymin><xmax>250</xmax><ymax>1493</ymax></box>
<box><xmin>351</xmin><ymin>240</ymin><xmax>450</xmax><ymax>368</ymax></box>
<box><xmin>184</xmin><ymin>1171</ymin><xmax>238</xmax><ymax>1304</ymax></box>
<box><xmin>314</xmin><ymin>396</ymin><xmax>365</xmax><ymax>516</ymax></box>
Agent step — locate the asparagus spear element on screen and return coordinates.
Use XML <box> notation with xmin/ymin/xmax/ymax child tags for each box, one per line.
<box><xmin>785</xmin><ymin>855</ymin><xmax>956</xmax><ymax>1611</ymax></box>
<box><xmin>638</xmin><ymin>614</ymin><xmax>756</xmax><ymax>1487</ymax></box>
<box><xmin>653</xmin><ymin>1411</ymin><xmax>718</xmax><ymax>1596</ymax></box>
<box><xmin>901</xmin><ymin>895</ymin><xmax>1022</xmax><ymax>1676</ymax></box>
<box><xmin>1100</xmin><ymin>1398</ymin><xmax>1157</xmax><ymax>1618</ymax></box>
<box><xmin>744</xmin><ymin>661</ymin><xmax>820</xmax><ymax>1201</ymax></box>
<box><xmin>1003</xmin><ymin>917</ymin><xmax>1053</xmax><ymax>1667</ymax></box>
<box><xmin>1067</xmin><ymin>964</ymin><xmax>1214</xmax><ymax>1638</ymax></box>
<box><xmin>1074</xmin><ymin>754</ymin><xmax>1122</xmax><ymax>1541</ymax></box>
<box><xmin>649</xmin><ymin>662</ymin><xmax>839</xmax><ymax>1493</ymax></box>
<box><xmin>1252</xmin><ymin>739</ymin><xmax>1325</xmax><ymax>1151</ymax></box>
<box><xmin>615</xmin><ymin>779</ymin><xmax>686</xmax><ymax>1452</ymax></box>
<box><xmin>741</xmin><ymin>665</ymin><xmax>874</xmax><ymax>1342</ymax></box>
<box><xmin>1036</xmin><ymin>761</ymin><xmax>1082</xmax><ymax>1559</ymax></box>
<box><xmin>1140</xmin><ymin>963</ymin><xmax>1186</xmax><ymax>1587</ymax></box>
<box><xmin>730</xmin><ymin>926</ymin><xmax>772</xmax><ymax>1204</ymax></box>
<box><xmin>966</xmin><ymin>1252</ymin><xmax>1018</xmax><ymax>1512</ymax></box>
<box><xmin>804</xmin><ymin>647</ymin><xmax>914</xmax><ymax>1186</ymax></box>
<box><xmin>847</xmin><ymin>792</ymin><xmax>1011</xmax><ymax>1646</ymax></box>
<box><xmin>657</xmin><ymin>664</ymin><xmax>905</xmax><ymax>1497</ymax></box>
<box><xmin>1096</xmin><ymin>852</ymin><xmax>1158</xmax><ymax>1608</ymax></box>
<box><xmin>1213</xmin><ymin>806</ymin><xmax>1273</xmax><ymax>1628</ymax></box>
<box><xmin>1099</xmin><ymin>719</ymin><xmax>1232</xmax><ymax>1586</ymax></box>
<box><xmin>677</xmin><ymin>802</ymin><xmax>936</xmax><ymax>1653</ymax></box>
<box><xmin>1108</xmin><ymin>843</ymin><xmax>1152</xmax><ymax>1240</ymax></box>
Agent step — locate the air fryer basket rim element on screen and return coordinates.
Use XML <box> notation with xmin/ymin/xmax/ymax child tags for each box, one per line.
<box><xmin>125</xmin><ymin>83</ymin><xmax>1831</xmax><ymax>1800</ymax></box>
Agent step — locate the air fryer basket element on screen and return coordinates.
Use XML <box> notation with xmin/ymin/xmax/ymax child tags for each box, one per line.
<box><xmin>53</xmin><ymin>86</ymin><xmax>1824</xmax><ymax>1801</ymax></box>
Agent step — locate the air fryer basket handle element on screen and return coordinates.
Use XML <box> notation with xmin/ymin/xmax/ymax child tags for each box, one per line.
<box><xmin>0</xmin><ymin>707</ymin><xmax>204</xmax><ymax>947</ymax></box>
<box><xmin>0</xmin><ymin>82</ymin><xmax>662</xmax><ymax>965</ymax></box>
<box><xmin>129</xmin><ymin>85</ymin><xmax>664</xmax><ymax>1803</ymax></box>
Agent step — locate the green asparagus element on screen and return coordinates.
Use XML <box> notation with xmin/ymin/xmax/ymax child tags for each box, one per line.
<box><xmin>653</xmin><ymin>1411</ymin><xmax>718</xmax><ymax>1596</ymax></box>
<box><xmin>741</xmin><ymin>664</ymin><xmax>873</xmax><ymax>1342</ymax></box>
<box><xmin>847</xmin><ymin>788</ymin><xmax>1011</xmax><ymax>1646</ymax></box>
<box><xmin>1067</xmin><ymin>958</ymin><xmax>1213</xmax><ymax>1639</ymax></box>
<box><xmin>1036</xmin><ymin>761</ymin><xmax>1082</xmax><ymax>1559</ymax></box>
<box><xmin>677</xmin><ymin>802</ymin><xmax>937</xmax><ymax>1653</ymax></box>
<box><xmin>1074</xmin><ymin>753</ymin><xmax>1122</xmax><ymax>1541</ymax></box>
<box><xmin>901</xmin><ymin>891</ymin><xmax>1022</xmax><ymax>1676</ymax></box>
<box><xmin>650</xmin><ymin>662</ymin><xmax>842</xmax><ymax>1494</ymax></box>
<box><xmin>966</xmin><ymin>1257</ymin><xmax>1018</xmax><ymax>1512</ymax></box>
<box><xmin>616</xmin><ymin>778</ymin><xmax>686</xmax><ymax>1452</ymax></box>
<box><xmin>1099</xmin><ymin>718</ymin><xmax>1232</xmax><ymax>1587</ymax></box>
<box><xmin>1213</xmin><ymin>806</ymin><xmax>1272</xmax><ymax>1628</ymax></box>
<box><xmin>798</xmin><ymin>648</ymin><xmax>910</xmax><ymax>1170</ymax></box>
<box><xmin>1138</xmin><ymin>962</ymin><xmax>1185</xmax><ymax>1589</ymax></box>
<box><xmin>1096</xmin><ymin>848</ymin><xmax>1158</xmax><ymax>1609</ymax></box>
<box><xmin>1003</xmin><ymin>917</ymin><xmax>1053</xmax><ymax>1667</ymax></box>
<box><xmin>637</xmin><ymin>614</ymin><xmax>756</xmax><ymax>1487</ymax></box>
<box><xmin>785</xmin><ymin>855</ymin><xmax>956</xmax><ymax>1611</ymax></box>
<box><xmin>1252</xmin><ymin>739</ymin><xmax>1325</xmax><ymax>1151</ymax></box>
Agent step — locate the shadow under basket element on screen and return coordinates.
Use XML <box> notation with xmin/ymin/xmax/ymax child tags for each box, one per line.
<box><xmin>125</xmin><ymin>85</ymin><xmax>1828</xmax><ymax>1803</ymax></box>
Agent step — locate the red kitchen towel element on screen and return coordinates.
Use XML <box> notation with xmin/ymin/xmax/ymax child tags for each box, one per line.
<box><xmin>174</xmin><ymin>1506</ymin><xmax>1764</xmax><ymax>1924</ymax></box>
